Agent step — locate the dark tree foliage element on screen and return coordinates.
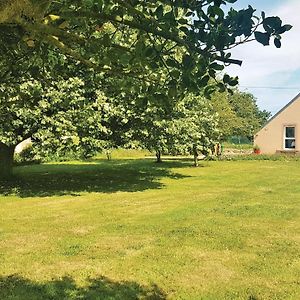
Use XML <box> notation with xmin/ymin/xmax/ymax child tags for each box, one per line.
<box><xmin>0</xmin><ymin>0</ymin><xmax>292</xmax><ymax>96</ymax></box>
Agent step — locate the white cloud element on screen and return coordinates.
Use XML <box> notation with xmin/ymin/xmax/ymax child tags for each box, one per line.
<box><xmin>224</xmin><ymin>0</ymin><xmax>300</xmax><ymax>114</ymax></box>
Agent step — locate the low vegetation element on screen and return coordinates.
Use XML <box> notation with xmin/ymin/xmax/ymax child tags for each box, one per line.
<box><xmin>222</xmin><ymin>142</ymin><xmax>253</xmax><ymax>151</ymax></box>
<box><xmin>222</xmin><ymin>153</ymin><xmax>300</xmax><ymax>161</ymax></box>
<box><xmin>0</xmin><ymin>157</ymin><xmax>299</xmax><ymax>299</ymax></box>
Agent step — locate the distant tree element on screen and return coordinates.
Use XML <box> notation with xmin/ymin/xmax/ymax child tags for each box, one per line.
<box><xmin>211</xmin><ymin>90</ymin><xmax>271</xmax><ymax>140</ymax></box>
<box><xmin>255</xmin><ymin>109</ymin><xmax>272</xmax><ymax>128</ymax></box>
<box><xmin>229</xmin><ymin>91</ymin><xmax>271</xmax><ymax>139</ymax></box>
<box><xmin>127</xmin><ymin>94</ymin><xmax>219</xmax><ymax>165</ymax></box>
<box><xmin>169</xmin><ymin>94</ymin><xmax>220</xmax><ymax>166</ymax></box>
<box><xmin>210</xmin><ymin>91</ymin><xmax>241</xmax><ymax>138</ymax></box>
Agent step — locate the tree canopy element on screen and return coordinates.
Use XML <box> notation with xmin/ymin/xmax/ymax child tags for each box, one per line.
<box><xmin>210</xmin><ymin>90</ymin><xmax>271</xmax><ymax>140</ymax></box>
<box><xmin>0</xmin><ymin>0</ymin><xmax>292</xmax><ymax>96</ymax></box>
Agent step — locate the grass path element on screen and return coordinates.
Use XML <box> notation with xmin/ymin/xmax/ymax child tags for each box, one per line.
<box><xmin>0</xmin><ymin>159</ymin><xmax>299</xmax><ymax>299</ymax></box>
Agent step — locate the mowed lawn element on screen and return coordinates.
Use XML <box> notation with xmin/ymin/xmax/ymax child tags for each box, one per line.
<box><xmin>0</xmin><ymin>158</ymin><xmax>299</xmax><ymax>299</ymax></box>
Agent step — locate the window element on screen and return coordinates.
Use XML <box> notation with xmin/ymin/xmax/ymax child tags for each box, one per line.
<box><xmin>284</xmin><ymin>126</ymin><xmax>295</xmax><ymax>149</ymax></box>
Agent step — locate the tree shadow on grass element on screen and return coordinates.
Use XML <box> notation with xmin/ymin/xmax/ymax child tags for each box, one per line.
<box><xmin>0</xmin><ymin>159</ymin><xmax>190</xmax><ymax>198</ymax></box>
<box><xmin>0</xmin><ymin>274</ymin><xmax>166</xmax><ymax>300</ymax></box>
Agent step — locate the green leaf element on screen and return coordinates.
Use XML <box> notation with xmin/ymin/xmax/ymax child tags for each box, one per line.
<box><xmin>277</xmin><ymin>24</ymin><xmax>293</xmax><ymax>34</ymax></box>
<box><xmin>210</xmin><ymin>63</ymin><xmax>224</xmax><ymax>71</ymax></box>
<box><xmin>263</xmin><ymin>17</ymin><xmax>282</xmax><ymax>32</ymax></box>
<box><xmin>197</xmin><ymin>75</ymin><xmax>210</xmax><ymax>87</ymax></box>
<box><xmin>168</xmin><ymin>84</ymin><xmax>177</xmax><ymax>98</ymax></box>
<box><xmin>182</xmin><ymin>55</ymin><xmax>194</xmax><ymax>69</ymax></box>
<box><xmin>170</xmin><ymin>70</ymin><xmax>181</xmax><ymax>78</ymax></box>
<box><xmin>282</xmin><ymin>24</ymin><xmax>293</xmax><ymax>32</ymax></box>
<box><xmin>178</xmin><ymin>18</ymin><xmax>188</xmax><ymax>24</ymax></box>
<box><xmin>166</xmin><ymin>58</ymin><xmax>179</xmax><ymax>68</ymax></box>
<box><xmin>217</xmin><ymin>82</ymin><xmax>226</xmax><ymax>93</ymax></box>
<box><xmin>228</xmin><ymin>77</ymin><xmax>239</xmax><ymax>87</ymax></box>
<box><xmin>208</xmin><ymin>6</ymin><xmax>224</xmax><ymax>19</ymax></box>
<box><xmin>144</xmin><ymin>47</ymin><xmax>156</xmax><ymax>58</ymax></box>
<box><xmin>274</xmin><ymin>38</ymin><xmax>281</xmax><ymax>48</ymax></box>
<box><xmin>155</xmin><ymin>5</ymin><xmax>164</xmax><ymax>18</ymax></box>
<box><xmin>186</xmin><ymin>11</ymin><xmax>194</xmax><ymax>17</ymax></box>
<box><xmin>179</xmin><ymin>26</ymin><xmax>189</xmax><ymax>34</ymax></box>
<box><xmin>208</xmin><ymin>69</ymin><xmax>216</xmax><ymax>77</ymax></box>
<box><xmin>223</xmin><ymin>74</ymin><xmax>231</xmax><ymax>84</ymax></box>
<box><xmin>204</xmin><ymin>85</ymin><xmax>216</xmax><ymax>99</ymax></box>
<box><xmin>254</xmin><ymin>32</ymin><xmax>270</xmax><ymax>46</ymax></box>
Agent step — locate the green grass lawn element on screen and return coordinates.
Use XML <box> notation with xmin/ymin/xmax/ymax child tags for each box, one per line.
<box><xmin>0</xmin><ymin>158</ymin><xmax>299</xmax><ymax>299</ymax></box>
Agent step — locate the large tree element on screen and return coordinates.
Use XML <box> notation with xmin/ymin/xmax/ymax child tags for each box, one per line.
<box><xmin>0</xmin><ymin>0</ymin><xmax>292</xmax><ymax>177</ymax></box>
<box><xmin>130</xmin><ymin>94</ymin><xmax>219</xmax><ymax>165</ymax></box>
<box><xmin>0</xmin><ymin>76</ymin><xmax>111</xmax><ymax>178</ymax></box>
<box><xmin>85</xmin><ymin>77</ymin><xmax>220</xmax><ymax>164</ymax></box>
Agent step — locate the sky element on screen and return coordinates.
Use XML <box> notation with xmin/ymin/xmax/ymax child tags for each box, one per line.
<box><xmin>224</xmin><ymin>0</ymin><xmax>300</xmax><ymax>115</ymax></box>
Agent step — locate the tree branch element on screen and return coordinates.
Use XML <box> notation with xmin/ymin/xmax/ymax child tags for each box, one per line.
<box><xmin>62</xmin><ymin>10</ymin><xmax>242</xmax><ymax>66</ymax></box>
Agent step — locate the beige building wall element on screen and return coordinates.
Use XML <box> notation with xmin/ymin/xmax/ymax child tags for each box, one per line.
<box><xmin>254</xmin><ymin>94</ymin><xmax>300</xmax><ymax>154</ymax></box>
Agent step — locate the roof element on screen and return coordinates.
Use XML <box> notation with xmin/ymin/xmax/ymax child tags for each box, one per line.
<box><xmin>256</xmin><ymin>92</ymin><xmax>300</xmax><ymax>134</ymax></box>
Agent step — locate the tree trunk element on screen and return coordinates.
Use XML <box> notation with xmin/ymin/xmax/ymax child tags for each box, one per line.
<box><xmin>0</xmin><ymin>143</ymin><xmax>15</xmax><ymax>179</ymax></box>
<box><xmin>156</xmin><ymin>150</ymin><xmax>162</xmax><ymax>163</ymax></box>
<box><xmin>105</xmin><ymin>149</ymin><xmax>112</xmax><ymax>161</ymax></box>
<box><xmin>193</xmin><ymin>145</ymin><xmax>199</xmax><ymax>167</ymax></box>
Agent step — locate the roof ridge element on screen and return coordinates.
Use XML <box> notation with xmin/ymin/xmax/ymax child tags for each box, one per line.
<box><xmin>255</xmin><ymin>92</ymin><xmax>300</xmax><ymax>134</ymax></box>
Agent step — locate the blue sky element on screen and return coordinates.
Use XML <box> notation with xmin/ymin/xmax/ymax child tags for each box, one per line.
<box><xmin>224</xmin><ymin>0</ymin><xmax>300</xmax><ymax>115</ymax></box>
<box><xmin>230</xmin><ymin>0</ymin><xmax>284</xmax><ymax>10</ymax></box>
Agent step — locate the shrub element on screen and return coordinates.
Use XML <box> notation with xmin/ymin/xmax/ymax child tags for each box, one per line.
<box><xmin>14</xmin><ymin>147</ymin><xmax>41</xmax><ymax>165</ymax></box>
<box><xmin>221</xmin><ymin>154</ymin><xmax>300</xmax><ymax>162</ymax></box>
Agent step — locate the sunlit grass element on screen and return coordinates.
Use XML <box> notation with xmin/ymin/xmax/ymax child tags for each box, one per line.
<box><xmin>0</xmin><ymin>158</ymin><xmax>299</xmax><ymax>299</ymax></box>
<box><xmin>95</xmin><ymin>148</ymin><xmax>152</xmax><ymax>160</ymax></box>
<box><xmin>223</xmin><ymin>142</ymin><xmax>253</xmax><ymax>150</ymax></box>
